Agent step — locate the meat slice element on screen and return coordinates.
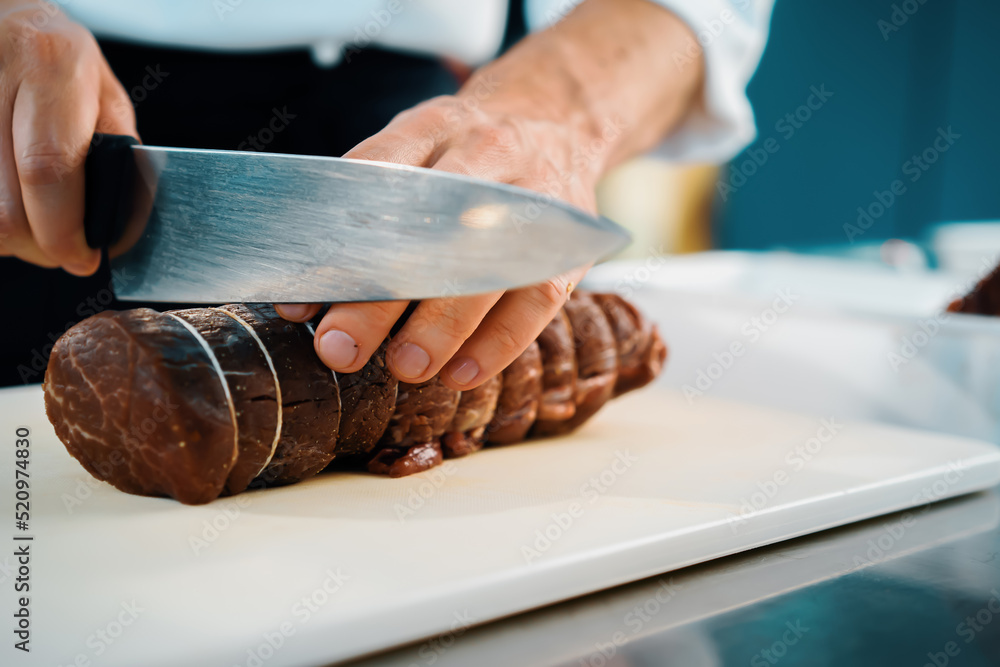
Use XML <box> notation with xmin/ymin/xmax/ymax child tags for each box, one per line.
<box><xmin>591</xmin><ymin>293</ymin><xmax>668</xmax><ymax>397</ymax></box>
<box><xmin>218</xmin><ymin>304</ymin><xmax>340</xmax><ymax>485</ymax></box>
<box><xmin>367</xmin><ymin>376</ymin><xmax>459</xmax><ymax>476</ymax></box>
<box><xmin>368</xmin><ymin>442</ymin><xmax>444</xmax><ymax>478</ymax></box>
<box><xmin>533</xmin><ymin>292</ymin><xmax>618</xmax><ymax>436</ymax></box>
<box><xmin>534</xmin><ymin>309</ymin><xmax>577</xmax><ymax>422</ymax></box>
<box><xmin>441</xmin><ymin>374</ymin><xmax>502</xmax><ymax>458</ymax></box>
<box><xmin>376</xmin><ymin>376</ymin><xmax>460</xmax><ymax>448</ymax></box>
<box><xmin>487</xmin><ymin>340</ymin><xmax>543</xmax><ymax>444</ymax></box>
<box><xmin>169</xmin><ymin>308</ymin><xmax>280</xmax><ymax>495</ymax></box>
<box><xmin>335</xmin><ymin>338</ymin><xmax>398</xmax><ymax>458</ymax></box>
<box><xmin>43</xmin><ymin>309</ymin><xmax>237</xmax><ymax>505</ymax></box>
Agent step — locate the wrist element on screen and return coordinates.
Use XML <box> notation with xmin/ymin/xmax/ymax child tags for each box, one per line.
<box><xmin>458</xmin><ymin>0</ymin><xmax>704</xmax><ymax>175</ymax></box>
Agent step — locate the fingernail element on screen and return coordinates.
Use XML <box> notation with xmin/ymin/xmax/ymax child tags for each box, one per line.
<box><xmin>392</xmin><ymin>342</ymin><xmax>431</xmax><ymax>379</ymax></box>
<box><xmin>447</xmin><ymin>357</ymin><xmax>480</xmax><ymax>386</ymax></box>
<box><xmin>319</xmin><ymin>330</ymin><xmax>359</xmax><ymax>369</ymax></box>
<box><xmin>277</xmin><ymin>304</ymin><xmax>310</xmax><ymax>321</ymax></box>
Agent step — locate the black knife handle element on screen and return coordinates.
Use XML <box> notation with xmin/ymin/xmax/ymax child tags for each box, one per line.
<box><xmin>84</xmin><ymin>133</ymin><xmax>138</xmax><ymax>249</ymax></box>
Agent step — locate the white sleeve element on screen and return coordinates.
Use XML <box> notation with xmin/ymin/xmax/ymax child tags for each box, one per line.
<box><xmin>525</xmin><ymin>0</ymin><xmax>776</xmax><ymax>165</ymax></box>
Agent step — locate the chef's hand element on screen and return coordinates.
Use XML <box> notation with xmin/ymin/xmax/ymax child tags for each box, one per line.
<box><xmin>278</xmin><ymin>97</ymin><xmax>595</xmax><ymax>392</ymax></box>
<box><xmin>0</xmin><ymin>2</ymin><xmax>137</xmax><ymax>274</ymax></box>
<box><xmin>276</xmin><ymin>0</ymin><xmax>703</xmax><ymax>390</ymax></box>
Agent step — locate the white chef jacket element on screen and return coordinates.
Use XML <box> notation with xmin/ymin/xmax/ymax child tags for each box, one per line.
<box><xmin>60</xmin><ymin>0</ymin><xmax>774</xmax><ymax>164</ymax></box>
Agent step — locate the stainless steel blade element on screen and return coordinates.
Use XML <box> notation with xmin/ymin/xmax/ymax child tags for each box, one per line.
<box><xmin>110</xmin><ymin>146</ymin><xmax>631</xmax><ymax>302</ymax></box>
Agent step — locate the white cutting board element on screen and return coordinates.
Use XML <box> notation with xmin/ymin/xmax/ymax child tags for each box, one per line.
<box><xmin>1</xmin><ymin>384</ymin><xmax>998</xmax><ymax>667</ymax></box>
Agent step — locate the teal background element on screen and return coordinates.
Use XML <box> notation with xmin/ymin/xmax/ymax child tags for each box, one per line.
<box><xmin>716</xmin><ymin>0</ymin><xmax>1000</xmax><ymax>250</ymax></box>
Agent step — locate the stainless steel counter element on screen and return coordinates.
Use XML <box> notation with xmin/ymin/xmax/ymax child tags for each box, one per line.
<box><xmin>344</xmin><ymin>487</ymin><xmax>1000</xmax><ymax>666</ymax></box>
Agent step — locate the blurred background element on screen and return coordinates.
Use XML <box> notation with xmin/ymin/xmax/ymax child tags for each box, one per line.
<box><xmin>584</xmin><ymin>0</ymin><xmax>1000</xmax><ymax>445</ymax></box>
<box><xmin>600</xmin><ymin>0</ymin><xmax>999</xmax><ymax>268</ymax></box>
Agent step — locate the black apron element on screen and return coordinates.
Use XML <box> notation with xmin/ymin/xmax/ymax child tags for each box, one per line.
<box><xmin>0</xmin><ymin>2</ymin><xmax>528</xmax><ymax>387</ymax></box>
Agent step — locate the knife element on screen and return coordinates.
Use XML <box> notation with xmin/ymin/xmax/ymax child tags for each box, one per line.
<box><xmin>84</xmin><ymin>134</ymin><xmax>631</xmax><ymax>303</ymax></box>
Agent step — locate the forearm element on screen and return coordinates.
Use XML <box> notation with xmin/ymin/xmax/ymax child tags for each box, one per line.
<box><xmin>459</xmin><ymin>0</ymin><xmax>704</xmax><ymax>178</ymax></box>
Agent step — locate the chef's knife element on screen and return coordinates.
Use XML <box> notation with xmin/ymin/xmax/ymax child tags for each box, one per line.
<box><xmin>84</xmin><ymin>134</ymin><xmax>631</xmax><ymax>303</ymax></box>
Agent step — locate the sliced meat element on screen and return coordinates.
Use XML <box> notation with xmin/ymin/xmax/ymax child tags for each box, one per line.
<box><xmin>335</xmin><ymin>338</ymin><xmax>398</xmax><ymax>458</ymax></box>
<box><xmin>43</xmin><ymin>309</ymin><xmax>237</xmax><ymax>505</ymax></box>
<box><xmin>533</xmin><ymin>292</ymin><xmax>617</xmax><ymax>436</ymax></box>
<box><xmin>218</xmin><ymin>304</ymin><xmax>340</xmax><ymax>485</ymax></box>
<box><xmin>169</xmin><ymin>308</ymin><xmax>281</xmax><ymax>496</ymax></box>
<box><xmin>591</xmin><ymin>293</ymin><xmax>667</xmax><ymax>397</ymax></box>
<box><xmin>368</xmin><ymin>441</ymin><xmax>444</xmax><ymax>478</ymax></box>
<box><xmin>377</xmin><ymin>376</ymin><xmax>460</xmax><ymax>450</ymax></box>
<box><xmin>441</xmin><ymin>374</ymin><xmax>502</xmax><ymax>458</ymax></box>
<box><xmin>534</xmin><ymin>309</ymin><xmax>577</xmax><ymax>422</ymax></box>
<box><xmin>487</xmin><ymin>340</ymin><xmax>543</xmax><ymax>444</ymax></box>
<box><xmin>623</xmin><ymin>327</ymin><xmax>668</xmax><ymax>396</ymax></box>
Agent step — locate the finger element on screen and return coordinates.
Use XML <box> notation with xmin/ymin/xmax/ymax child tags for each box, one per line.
<box><xmin>440</xmin><ymin>269</ymin><xmax>587</xmax><ymax>390</ymax></box>
<box><xmin>313</xmin><ymin>300</ymin><xmax>410</xmax><ymax>373</ymax></box>
<box><xmin>342</xmin><ymin>99</ymin><xmax>458</xmax><ymax>166</ymax></box>
<box><xmin>274</xmin><ymin>303</ymin><xmax>322</xmax><ymax>322</ymax></box>
<box><xmin>95</xmin><ymin>66</ymin><xmax>138</xmax><ymax>138</ymax></box>
<box><xmin>427</xmin><ymin>123</ymin><xmax>526</xmax><ymax>182</ymax></box>
<box><xmin>0</xmin><ymin>83</ymin><xmax>34</xmax><ymax>261</ymax></box>
<box><xmin>12</xmin><ymin>44</ymin><xmax>102</xmax><ymax>276</ymax></box>
<box><xmin>388</xmin><ymin>291</ymin><xmax>503</xmax><ymax>385</ymax></box>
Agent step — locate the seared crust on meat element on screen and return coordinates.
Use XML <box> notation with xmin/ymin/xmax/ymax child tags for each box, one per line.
<box><xmin>488</xmin><ymin>341</ymin><xmax>543</xmax><ymax>444</ymax></box>
<box><xmin>43</xmin><ymin>309</ymin><xmax>237</xmax><ymax>505</ymax></box>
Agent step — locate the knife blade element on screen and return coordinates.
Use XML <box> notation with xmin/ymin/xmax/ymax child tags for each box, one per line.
<box><xmin>84</xmin><ymin>134</ymin><xmax>631</xmax><ymax>303</ymax></box>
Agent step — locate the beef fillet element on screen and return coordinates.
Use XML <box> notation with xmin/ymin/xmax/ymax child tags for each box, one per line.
<box><xmin>219</xmin><ymin>305</ymin><xmax>341</xmax><ymax>485</ymax></box>
<box><xmin>533</xmin><ymin>292</ymin><xmax>618</xmax><ymax>437</ymax></box>
<box><xmin>591</xmin><ymin>293</ymin><xmax>668</xmax><ymax>397</ymax></box>
<box><xmin>170</xmin><ymin>309</ymin><xmax>281</xmax><ymax>495</ymax></box>
<box><xmin>43</xmin><ymin>292</ymin><xmax>669</xmax><ymax>502</ymax></box>
<box><xmin>487</xmin><ymin>341</ymin><xmax>543</xmax><ymax>444</ymax></box>
<box><xmin>335</xmin><ymin>338</ymin><xmax>398</xmax><ymax>458</ymax></box>
<box><xmin>534</xmin><ymin>309</ymin><xmax>577</xmax><ymax>422</ymax></box>
<box><xmin>43</xmin><ymin>309</ymin><xmax>237</xmax><ymax>505</ymax></box>
<box><xmin>441</xmin><ymin>374</ymin><xmax>503</xmax><ymax>458</ymax></box>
